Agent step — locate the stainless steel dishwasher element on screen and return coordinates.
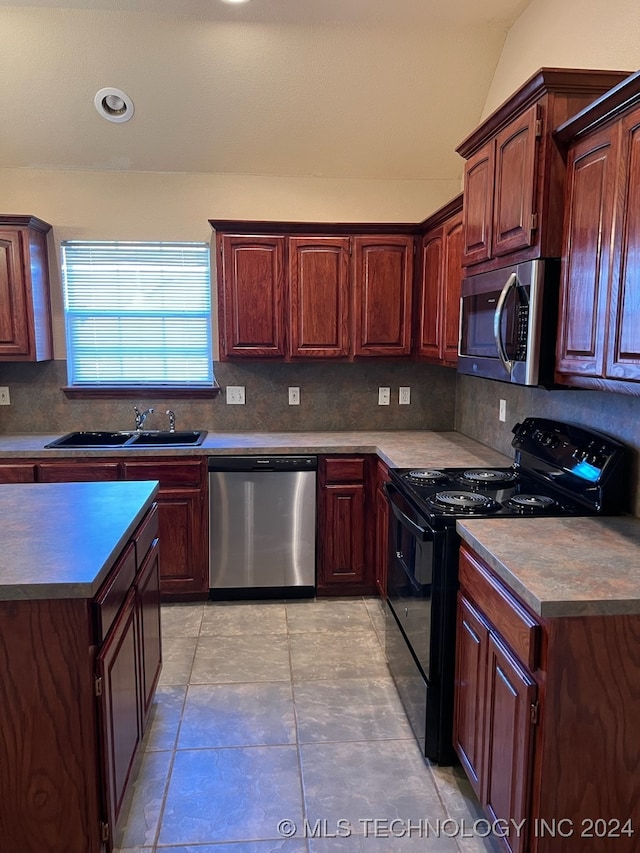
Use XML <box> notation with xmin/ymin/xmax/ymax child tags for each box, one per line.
<box><xmin>208</xmin><ymin>456</ymin><xmax>317</xmax><ymax>598</ymax></box>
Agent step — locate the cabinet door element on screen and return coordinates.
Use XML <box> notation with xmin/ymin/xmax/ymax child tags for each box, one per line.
<box><xmin>462</xmin><ymin>142</ymin><xmax>494</xmax><ymax>266</ymax></box>
<box><xmin>123</xmin><ymin>460</ymin><xmax>208</xmax><ymax>598</ymax></box>
<box><xmin>318</xmin><ymin>483</ymin><xmax>366</xmax><ymax>588</ymax></box>
<box><xmin>352</xmin><ymin>236</ymin><xmax>413</xmax><ymax>356</ymax></box>
<box><xmin>374</xmin><ymin>470</ymin><xmax>390</xmax><ymax>599</ymax></box>
<box><xmin>288</xmin><ymin>236</ymin><xmax>350</xmax><ymax>357</ymax></box>
<box><xmin>453</xmin><ymin>593</ymin><xmax>489</xmax><ymax>799</ymax></box>
<box><xmin>607</xmin><ymin>107</ymin><xmax>640</xmax><ymax>381</ymax></box>
<box><xmin>0</xmin><ymin>221</ymin><xmax>52</xmax><ymax>361</ymax></box>
<box><xmin>0</xmin><ymin>229</ymin><xmax>30</xmax><ymax>356</ymax></box>
<box><xmin>96</xmin><ymin>587</ymin><xmax>140</xmax><ymax>841</ymax></box>
<box><xmin>556</xmin><ymin>124</ymin><xmax>618</xmax><ymax>379</ymax></box>
<box><xmin>37</xmin><ymin>460</ymin><xmax>120</xmax><ymax>482</ymax></box>
<box><xmin>441</xmin><ymin>212</ymin><xmax>464</xmax><ymax>364</ymax></box>
<box><xmin>136</xmin><ymin>539</ymin><xmax>162</xmax><ymax>726</ymax></box>
<box><xmin>492</xmin><ymin>105</ymin><xmax>540</xmax><ymax>258</ymax></box>
<box><xmin>218</xmin><ymin>234</ymin><xmax>286</xmax><ymax>357</ymax></box>
<box><xmin>417</xmin><ymin>227</ymin><xmax>443</xmax><ymax>360</ymax></box>
<box><xmin>482</xmin><ymin>634</ymin><xmax>536</xmax><ymax>853</ymax></box>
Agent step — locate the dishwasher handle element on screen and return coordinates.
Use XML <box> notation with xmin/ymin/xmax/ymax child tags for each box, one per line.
<box><xmin>208</xmin><ymin>455</ymin><xmax>317</xmax><ymax>472</ymax></box>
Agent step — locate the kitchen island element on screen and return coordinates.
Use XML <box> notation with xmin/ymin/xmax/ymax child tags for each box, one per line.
<box><xmin>453</xmin><ymin>516</ymin><xmax>640</xmax><ymax>853</ymax></box>
<box><xmin>0</xmin><ymin>480</ymin><xmax>161</xmax><ymax>853</ymax></box>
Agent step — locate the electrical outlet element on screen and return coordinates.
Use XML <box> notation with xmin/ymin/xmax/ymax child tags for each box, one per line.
<box><xmin>226</xmin><ymin>385</ymin><xmax>245</xmax><ymax>405</ymax></box>
<box><xmin>499</xmin><ymin>399</ymin><xmax>507</xmax><ymax>422</ymax></box>
<box><xmin>378</xmin><ymin>387</ymin><xmax>390</xmax><ymax>406</ymax></box>
<box><xmin>288</xmin><ymin>387</ymin><xmax>300</xmax><ymax>405</ymax></box>
<box><xmin>399</xmin><ymin>386</ymin><xmax>411</xmax><ymax>405</ymax></box>
<box><xmin>0</xmin><ymin>387</ymin><xmax>10</xmax><ymax>406</ymax></box>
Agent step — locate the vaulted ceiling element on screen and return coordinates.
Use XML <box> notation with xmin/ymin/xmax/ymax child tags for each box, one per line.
<box><xmin>0</xmin><ymin>0</ymin><xmax>531</xmax><ymax>180</ymax></box>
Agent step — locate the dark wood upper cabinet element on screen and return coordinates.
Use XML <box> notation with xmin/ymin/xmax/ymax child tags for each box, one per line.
<box><xmin>211</xmin><ymin>221</ymin><xmax>417</xmax><ymax>360</ymax></box>
<box><xmin>0</xmin><ymin>215</ymin><xmax>53</xmax><ymax>361</ymax></box>
<box><xmin>288</xmin><ymin>236</ymin><xmax>351</xmax><ymax>357</ymax></box>
<box><xmin>492</xmin><ymin>104</ymin><xmax>540</xmax><ymax>258</ymax></box>
<box><xmin>556</xmin><ymin>125</ymin><xmax>617</xmax><ymax>378</ymax></box>
<box><xmin>352</xmin><ymin>235</ymin><xmax>414</xmax><ymax>356</ymax></box>
<box><xmin>417</xmin><ymin>194</ymin><xmax>463</xmax><ymax>366</ymax></box>
<box><xmin>216</xmin><ymin>233</ymin><xmax>286</xmax><ymax>358</ymax></box>
<box><xmin>555</xmin><ymin>70</ymin><xmax>640</xmax><ymax>394</ymax></box>
<box><xmin>457</xmin><ymin>68</ymin><xmax>630</xmax><ymax>272</ymax></box>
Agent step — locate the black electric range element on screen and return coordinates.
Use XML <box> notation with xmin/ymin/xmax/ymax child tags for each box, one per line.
<box><xmin>384</xmin><ymin>417</ymin><xmax>628</xmax><ymax>764</ymax></box>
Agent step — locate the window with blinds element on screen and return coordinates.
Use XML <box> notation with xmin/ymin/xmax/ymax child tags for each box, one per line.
<box><xmin>61</xmin><ymin>241</ymin><xmax>214</xmax><ymax>387</ymax></box>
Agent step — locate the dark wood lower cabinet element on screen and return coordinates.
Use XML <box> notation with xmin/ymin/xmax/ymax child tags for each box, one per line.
<box><xmin>374</xmin><ymin>460</ymin><xmax>390</xmax><ymax>598</ymax></box>
<box><xmin>96</xmin><ymin>587</ymin><xmax>141</xmax><ymax>835</ymax></box>
<box><xmin>455</xmin><ymin>544</ymin><xmax>640</xmax><ymax>853</ymax></box>
<box><xmin>0</xmin><ymin>457</ymin><xmax>208</xmax><ymax>599</ymax></box>
<box><xmin>0</xmin><ymin>501</ymin><xmax>161</xmax><ymax>853</ymax></box>
<box><xmin>317</xmin><ymin>455</ymin><xmax>375</xmax><ymax>595</ymax></box>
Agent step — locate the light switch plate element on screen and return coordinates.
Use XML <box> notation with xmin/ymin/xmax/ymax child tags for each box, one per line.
<box><xmin>226</xmin><ymin>385</ymin><xmax>245</xmax><ymax>405</ymax></box>
<box><xmin>499</xmin><ymin>399</ymin><xmax>507</xmax><ymax>422</ymax></box>
<box><xmin>288</xmin><ymin>387</ymin><xmax>300</xmax><ymax>405</ymax></box>
<box><xmin>0</xmin><ymin>387</ymin><xmax>10</xmax><ymax>406</ymax></box>
<box><xmin>378</xmin><ymin>387</ymin><xmax>390</xmax><ymax>405</ymax></box>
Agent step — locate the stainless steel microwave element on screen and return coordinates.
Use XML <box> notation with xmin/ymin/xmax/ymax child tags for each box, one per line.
<box><xmin>457</xmin><ymin>259</ymin><xmax>560</xmax><ymax>386</ymax></box>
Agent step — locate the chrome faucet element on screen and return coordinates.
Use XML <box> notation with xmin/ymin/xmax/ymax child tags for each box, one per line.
<box><xmin>166</xmin><ymin>410</ymin><xmax>176</xmax><ymax>433</ymax></box>
<box><xmin>134</xmin><ymin>406</ymin><xmax>154</xmax><ymax>431</ymax></box>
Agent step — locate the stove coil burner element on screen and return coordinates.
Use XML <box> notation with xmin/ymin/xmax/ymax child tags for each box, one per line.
<box><xmin>460</xmin><ymin>468</ymin><xmax>517</xmax><ymax>486</ymax></box>
<box><xmin>405</xmin><ymin>469</ymin><xmax>447</xmax><ymax>483</ymax></box>
<box><xmin>505</xmin><ymin>494</ymin><xmax>558</xmax><ymax>513</ymax></box>
<box><xmin>429</xmin><ymin>490</ymin><xmax>498</xmax><ymax>514</ymax></box>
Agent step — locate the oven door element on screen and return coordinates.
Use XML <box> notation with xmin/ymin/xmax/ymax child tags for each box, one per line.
<box><xmin>384</xmin><ymin>482</ymin><xmax>437</xmax><ymax>681</ymax></box>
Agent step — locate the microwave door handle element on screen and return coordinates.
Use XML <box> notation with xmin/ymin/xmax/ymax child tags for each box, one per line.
<box><xmin>493</xmin><ymin>272</ymin><xmax>518</xmax><ymax>375</ymax></box>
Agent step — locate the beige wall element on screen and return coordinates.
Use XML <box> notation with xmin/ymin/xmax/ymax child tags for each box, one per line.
<box><xmin>0</xmin><ymin>167</ymin><xmax>460</xmax><ymax>358</ymax></box>
<box><xmin>482</xmin><ymin>0</ymin><xmax>640</xmax><ymax>116</ymax></box>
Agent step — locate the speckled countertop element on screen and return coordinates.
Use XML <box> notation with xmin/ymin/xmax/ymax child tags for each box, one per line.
<box><xmin>0</xmin><ymin>480</ymin><xmax>158</xmax><ymax>601</ymax></box>
<box><xmin>457</xmin><ymin>516</ymin><xmax>640</xmax><ymax>619</ymax></box>
<box><xmin>0</xmin><ymin>430</ymin><xmax>511</xmax><ymax>469</ymax></box>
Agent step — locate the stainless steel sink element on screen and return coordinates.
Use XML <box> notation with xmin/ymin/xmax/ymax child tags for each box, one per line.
<box><xmin>45</xmin><ymin>430</ymin><xmax>207</xmax><ymax>449</ymax></box>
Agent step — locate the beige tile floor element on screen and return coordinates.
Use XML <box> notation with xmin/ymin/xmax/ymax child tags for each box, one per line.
<box><xmin>114</xmin><ymin>597</ymin><xmax>502</xmax><ymax>853</ymax></box>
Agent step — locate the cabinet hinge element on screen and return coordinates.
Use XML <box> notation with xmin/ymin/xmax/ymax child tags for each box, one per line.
<box><xmin>94</xmin><ymin>676</ymin><xmax>103</xmax><ymax>697</ymax></box>
<box><xmin>535</xmin><ymin>118</ymin><xmax>543</xmax><ymax>138</ymax></box>
<box><xmin>530</xmin><ymin>213</ymin><xmax>538</xmax><ymax>232</ymax></box>
<box><xmin>100</xmin><ymin>821</ymin><xmax>110</xmax><ymax>843</ymax></box>
<box><xmin>530</xmin><ymin>701</ymin><xmax>539</xmax><ymax>725</ymax></box>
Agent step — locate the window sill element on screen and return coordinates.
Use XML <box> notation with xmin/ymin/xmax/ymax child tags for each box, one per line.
<box><xmin>62</xmin><ymin>384</ymin><xmax>221</xmax><ymax>400</ymax></box>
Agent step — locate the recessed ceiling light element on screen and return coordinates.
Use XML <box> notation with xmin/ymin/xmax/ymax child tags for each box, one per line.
<box><xmin>94</xmin><ymin>87</ymin><xmax>135</xmax><ymax>123</ymax></box>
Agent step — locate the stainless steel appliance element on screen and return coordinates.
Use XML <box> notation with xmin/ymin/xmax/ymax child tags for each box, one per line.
<box><xmin>457</xmin><ymin>259</ymin><xmax>560</xmax><ymax>386</ymax></box>
<box><xmin>384</xmin><ymin>418</ymin><xmax>628</xmax><ymax>764</ymax></box>
<box><xmin>208</xmin><ymin>456</ymin><xmax>317</xmax><ymax>597</ymax></box>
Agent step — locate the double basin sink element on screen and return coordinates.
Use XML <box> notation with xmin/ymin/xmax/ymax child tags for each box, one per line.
<box><xmin>45</xmin><ymin>430</ymin><xmax>207</xmax><ymax>449</ymax></box>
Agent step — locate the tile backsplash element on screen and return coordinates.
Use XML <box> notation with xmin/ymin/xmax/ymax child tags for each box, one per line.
<box><xmin>455</xmin><ymin>374</ymin><xmax>640</xmax><ymax>517</ymax></box>
<box><xmin>0</xmin><ymin>359</ymin><xmax>456</xmax><ymax>434</ymax></box>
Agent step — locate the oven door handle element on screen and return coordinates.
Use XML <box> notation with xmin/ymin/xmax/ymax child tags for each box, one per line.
<box><xmin>383</xmin><ymin>482</ymin><xmax>430</xmax><ymax>542</ymax></box>
<box><xmin>493</xmin><ymin>271</ymin><xmax>517</xmax><ymax>376</ymax></box>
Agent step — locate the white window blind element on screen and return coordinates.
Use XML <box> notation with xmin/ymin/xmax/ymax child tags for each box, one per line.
<box><xmin>61</xmin><ymin>241</ymin><xmax>213</xmax><ymax>387</ymax></box>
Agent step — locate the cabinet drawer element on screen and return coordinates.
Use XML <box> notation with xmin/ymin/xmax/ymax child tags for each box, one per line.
<box><xmin>133</xmin><ymin>503</ymin><xmax>159</xmax><ymax>567</ymax></box>
<box><xmin>0</xmin><ymin>463</ymin><xmax>37</xmax><ymax>483</ymax></box>
<box><xmin>323</xmin><ymin>457</ymin><xmax>365</xmax><ymax>483</ymax></box>
<box><xmin>459</xmin><ymin>545</ymin><xmax>540</xmax><ymax>671</ymax></box>
<box><xmin>122</xmin><ymin>459</ymin><xmax>204</xmax><ymax>488</ymax></box>
<box><xmin>95</xmin><ymin>542</ymin><xmax>137</xmax><ymax>643</ymax></box>
<box><xmin>38</xmin><ymin>461</ymin><xmax>120</xmax><ymax>482</ymax></box>
<box><xmin>376</xmin><ymin>460</ymin><xmax>390</xmax><ymax>490</ymax></box>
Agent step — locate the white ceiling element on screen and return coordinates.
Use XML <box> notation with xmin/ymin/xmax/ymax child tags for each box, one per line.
<box><xmin>0</xmin><ymin>0</ymin><xmax>531</xmax><ymax>180</ymax></box>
